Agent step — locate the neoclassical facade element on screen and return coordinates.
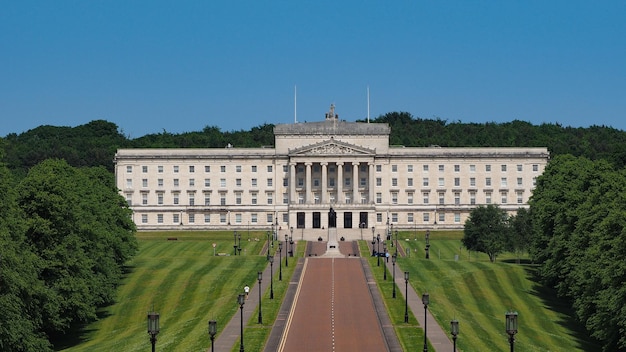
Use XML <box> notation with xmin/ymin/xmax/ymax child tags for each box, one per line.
<box><xmin>115</xmin><ymin>106</ymin><xmax>549</xmax><ymax>237</ymax></box>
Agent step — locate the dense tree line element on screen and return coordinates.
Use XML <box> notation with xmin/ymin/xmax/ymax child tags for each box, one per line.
<box><xmin>3</xmin><ymin>113</ymin><xmax>626</xmax><ymax>174</ymax></box>
<box><xmin>528</xmin><ymin>155</ymin><xmax>626</xmax><ymax>351</ymax></box>
<box><xmin>0</xmin><ymin>158</ymin><xmax>137</xmax><ymax>351</ymax></box>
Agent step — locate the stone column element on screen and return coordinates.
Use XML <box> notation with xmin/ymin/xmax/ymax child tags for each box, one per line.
<box><xmin>290</xmin><ymin>163</ymin><xmax>296</xmax><ymax>204</ymax></box>
<box><xmin>321</xmin><ymin>162</ymin><xmax>328</xmax><ymax>204</ymax></box>
<box><xmin>305</xmin><ymin>162</ymin><xmax>312</xmax><ymax>203</ymax></box>
<box><xmin>352</xmin><ymin>162</ymin><xmax>359</xmax><ymax>204</ymax></box>
<box><xmin>337</xmin><ymin>162</ymin><xmax>344</xmax><ymax>204</ymax></box>
<box><xmin>369</xmin><ymin>162</ymin><xmax>375</xmax><ymax>204</ymax></box>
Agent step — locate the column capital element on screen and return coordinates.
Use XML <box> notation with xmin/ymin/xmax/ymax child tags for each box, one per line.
<box><xmin>336</xmin><ymin>161</ymin><xmax>344</xmax><ymax>166</ymax></box>
<box><xmin>320</xmin><ymin>162</ymin><xmax>328</xmax><ymax>166</ymax></box>
<box><xmin>305</xmin><ymin>162</ymin><xmax>313</xmax><ymax>166</ymax></box>
<box><xmin>352</xmin><ymin>161</ymin><xmax>360</xmax><ymax>166</ymax></box>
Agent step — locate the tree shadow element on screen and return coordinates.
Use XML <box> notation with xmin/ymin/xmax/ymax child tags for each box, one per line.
<box><xmin>523</xmin><ymin>266</ymin><xmax>601</xmax><ymax>351</ymax></box>
<box><xmin>51</xmin><ymin>265</ymin><xmax>136</xmax><ymax>349</ymax></box>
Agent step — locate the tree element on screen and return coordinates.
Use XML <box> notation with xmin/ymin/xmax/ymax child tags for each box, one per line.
<box><xmin>462</xmin><ymin>205</ymin><xmax>509</xmax><ymax>262</ymax></box>
<box><xmin>508</xmin><ymin>207</ymin><xmax>533</xmax><ymax>263</ymax></box>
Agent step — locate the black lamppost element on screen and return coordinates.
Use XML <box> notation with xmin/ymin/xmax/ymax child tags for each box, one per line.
<box><xmin>450</xmin><ymin>319</ymin><xmax>459</xmax><ymax>352</ymax></box>
<box><xmin>376</xmin><ymin>234</ymin><xmax>381</xmax><ymax>266</ymax></box>
<box><xmin>269</xmin><ymin>255</ymin><xmax>274</xmax><ymax>299</ymax></box>
<box><xmin>392</xmin><ymin>254</ymin><xmax>397</xmax><ymax>298</ymax></box>
<box><xmin>271</xmin><ymin>223</ymin><xmax>275</xmax><ymax>245</ymax></box>
<box><xmin>208</xmin><ymin>320</ymin><xmax>217</xmax><ymax>352</ymax></box>
<box><xmin>404</xmin><ymin>272</ymin><xmax>409</xmax><ymax>323</ymax></box>
<box><xmin>278</xmin><ymin>242</ymin><xmax>283</xmax><ymax>281</ymax></box>
<box><xmin>395</xmin><ymin>229</ymin><xmax>399</xmax><ymax>256</ymax></box>
<box><xmin>290</xmin><ymin>227</ymin><xmax>294</xmax><ymax>257</ymax></box>
<box><xmin>383</xmin><ymin>242</ymin><xmax>387</xmax><ymax>280</ymax></box>
<box><xmin>233</xmin><ymin>231</ymin><xmax>238</xmax><ymax>255</ymax></box>
<box><xmin>238</xmin><ymin>232</ymin><xmax>242</xmax><ymax>255</ymax></box>
<box><xmin>257</xmin><ymin>271</ymin><xmax>263</xmax><ymax>324</ymax></box>
<box><xmin>425</xmin><ymin>230</ymin><xmax>430</xmax><ymax>259</ymax></box>
<box><xmin>284</xmin><ymin>234</ymin><xmax>289</xmax><ymax>267</ymax></box>
<box><xmin>147</xmin><ymin>310</ymin><xmax>160</xmax><ymax>352</ymax></box>
<box><xmin>506</xmin><ymin>311</ymin><xmax>518</xmax><ymax>352</ymax></box>
<box><xmin>238</xmin><ymin>294</ymin><xmax>245</xmax><ymax>352</ymax></box>
<box><xmin>390</xmin><ymin>223</ymin><xmax>394</xmax><ymax>245</ymax></box>
<box><xmin>266</xmin><ymin>231</ymin><xmax>271</xmax><ymax>260</ymax></box>
<box><xmin>371</xmin><ymin>234</ymin><xmax>376</xmax><ymax>256</ymax></box>
<box><xmin>422</xmin><ymin>292</ymin><xmax>430</xmax><ymax>352</ymax></box>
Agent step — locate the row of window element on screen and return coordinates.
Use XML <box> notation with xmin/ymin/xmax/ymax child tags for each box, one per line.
<box><xmin>142</xmin><ymin>211</ymin><xmax>464</xmax><ymax>225</ymax></box>
<box><xmin>126</xmin><ymin>163</ymin><xmax>541</xmax><ymax>175</ymax></box>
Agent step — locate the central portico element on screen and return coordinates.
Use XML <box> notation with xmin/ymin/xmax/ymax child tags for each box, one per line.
<box><xmin>275</xmin><ymin>105</ymin><xmax>389</xmax><ymax>231</ymax></box>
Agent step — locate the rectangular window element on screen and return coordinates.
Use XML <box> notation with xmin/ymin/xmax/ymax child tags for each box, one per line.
<box><xmin>235</xmin><ymin>192</ymin><xmax>242</xmax><ymax>205</ymax></box>
<box><xmin>252</xmin><ymin>165</ymin><xmax>257</xmax><ymax>172</ymax></box>
<box><xmin>454</xmin><ymin>192</ymin><xmax>460</xmax><ymax>205</ymax></box>
<box><xmin>173</xmin><ymin>214</ymin><xmax>179</xmax><ymax>224</ymax></box>
<box><xmin>376</xmin><ymin>192</ymin><xmax>382</xmax><ymax>204</ymax></box>
<box><xmin>502</xmin><ymin>165</ymin><xmax>507</xmax><ymax>172</ymax></box>
<box><xmin>173</xmin><ymin>193</ymin><xmax>179</xmax><ymax>205</ymax></box>
<box><xmin>517</xmin><ymin>191</ymin><xmax>524</xmax><ymax>204</ymax></box>
<box><xmin>188</xmin><ymin>192</ymin><xmax>195</xmax><ymax>206</ymax></box>
<box><xmin>267</xmin><ymin>192</ymin><xmax>273</xmax><ymax>205</ymax></box>
<box><xmin>345</xmin><ymin>177</ymin><xmax>351</xmax><ymax>186</ymax></box>
<box><xmin>486</xmin><ymin>177</ymin><xmax>492</xmax><ymax>187</ymax></box>
<box><xmin>407</xmin><ymin>192</ymin><xmax>414</xmax><ymax>204</ymax></box>
<box><xmin>376</xmin><ymin>165</ymin><xmax>382</xmax><ymax>172</ymax></box>
<box><xmin>222</xmin><ymin>165</ymin><xmax>227</xmax><ymax>173</ymax></box>
<box><xmin>126</xmin><ymin>179</ymin><xmax>132</xmax><ymax>188</ymax></box>
<box><xmin>251</xmin><ymin>213</ymin><xmax>258</xmax><ymax>223</ymax></box>
<box><xmin>376</xmin><ymin>177</ymin><xmax>382</xmax><ymax>186</ymax></box>
<box><xmin>157</xmin><ymin>214</ymin><xmax>163</xmax><ymax>223</ymax></box>
<box><xmin>470</xmin><ymin>191</ymin><xmax>476</xmax><ymax>205</ymax></box>
<box><xmin>236</xmin><ymin>178</ymin><xmax>242</xmax><ymax>187</ymax></box>
<box><xmin>267</xmin><ymin>178</ymin><xmax>273</xmax><ymax>187</ymax></box>
<box><xmin>486</xmin><ymin>165</ymin><xmax>491</xmax><ymax>172</ymax></box>
<box><xmin>157</xmin><ymin>193</ymin><xmax>163</xmax><ymax>205</ymax></box>
<box><xmin>439</xmin><ymin>165</ymin><xmax>444</xmax><ymax>172</ymax></box>
<box><xmin>205</xmin><ymin>166</ymin><xmax>210</xmax><ymax>172</ymax></box>
<box><xmin>298</xmin><ymin>178</ymin><xmax>305</xmax><ymax>187</ymax></box>
<box><xmin>220</xmin><ymin>178</ymin><xmax>226</xmax><ymax>187</ymax></box>
<box><xmin>283</xmin><ymin>193</ymin><xmax>288</xmax><ymax>204</ymax></box>
<box><xmin>423</xmin><ymin>192</ymin><xmax>429</xmax><ymax>204</ymax></box>
<box><xmin>173</xmin><ymin>179</ymin><xmax>179</xmax><ymax>187</ymax></box>
<box><xmin>267</xmin><ymin>213</ymin><xmax>273</xmax><ymax>223</ymax></box>
<box><xmin>501</xmin><ymin>177</ymin><xmax>508</xmax><ymax>187</ymax></box>
<box><xmin>407</xmin><ymin>165</ymin><xmax>413</xmax><ymax>172</ymax></box>
<box><xmin>470</xmin><ymin>178</ymin><xmax>476</xmax><ymax>187</ymax></box>
<box><xmin>189</xmin><ymin>165</ymin><xmax>195</xmax><ymax>173</ymax></box>
<box><xmin>517</xmin><ymin>177</ymin><xmax>523</xmax><ymax>186</ymax></box>
<box><xmin>142</xmin><ymin>179</ymin><xmax>148</xmax><ymax>187</ymax></box>
<box><xmin>220</xmin><ymin>193</ymin><xmax>226</xmax><ymax>206</ymax></box>
<box><xmin>142</xmin><ymin>214</ymin><xmax>148</xmax><ymax>224</ymax></box>
<box><xmin>454</xmin><ymin>177</ymin><xmax>460</xmax><ymax>187</ymax></box>
<box><xmin>454</xmin><ymin>213</ymin><xmax>461</xmax><ymax>223</ymax></box>
<box><xmin>407</xmin><ymin>213</ymin><xmax>414</xmax><ymax>223</ymax></box>
<box><xmin>533</xmin><ymin>164</ymin><xmax>539</xmax><ymax>172</ymax></box>
<box><xmin>439</xmin><ymin>192</ymin><xmax>445</xmax><ymax>205</ymax></box>
<box><xmin>157</xmin><ymin>178</ymin><xmax>163</xmax><ymax>187</ymax></box>
<box><xmin>235</xmin><ymin>165</ymin><xmax>241</xmax><ymax>172</ymax></box>
<box><xmin>235</xmin><ymin>214</ymin><xmax>242</xmax><ymax>224</ymax></box>
<box><xmin>205</xmin><ymin>178</ymin><xmax>211</xmax><ymax>187</ymax></box>
<box><xmin>173</xmin><ymin>165</ymin><xmax>179</xmax><ymax>173</ymax></box>
<box><xmin>220</xmin><ymin>214</ymin><xmax>226</xmax><ymax>224</ymax></box>
<box><xmin>126</xmin><ymin>165</ymin><xmax>132</xmax><ymax>173</ymax></box>
<box><xmin>391</xmin><ymin>213</ymin><xmax>398</xmax><ymax>222</ymax></box>
<box><xmin>423</xmin><ymin>213</ymin><xmax>430</xmax><ymax>223</ymax></box>
<box><xmin>423</xmin><ymin>178</ymin><xmax>429</xmax><ymax>187</ymax></box>
<box><xmin>251</xmin><ymin>192</ymin><xmax>257</xmax><ymax>205</ymax></box>
<box><xmin>377</xmin><ymin>213</ymin><xmax>383</xmax><ymax>223</ymax></box>
<box><xmin>391</xmin><ymin>192</ymin><xmax>398</xmax><ymax>204</ymax></box>
<box><xmin>283</xmin><ymin>165</ymin><xmax>288</xmax><ymax>172</ymax></box>
<box><xmin>391</xmin><ymin>178</ymin><xmax>398</xmax><ymax>187</ymax></box>
<box><xmin>438</xmin><ymin>178</ymin><xmax>445</xmax><ymax>187</ymax></box>
<box><xmin>204</xmin><ymin>214</ymin><xmax>210</xmax><ymax>223</ymax></box>
<box><xmin>454</xmin><ymin>165</ymin><xmax>460</xmax><ymax>172</ymax></box>
<box><xmin>469</xmin><ymin>165</ymin><xmax>476</xmax><ymax>172</ymax></box>
<box><xmin>501</xmin><ymin>192</ymin><xmax>508</xmax><ymax>204</ymax></box>
<box><xmin>438</xmin><ymin>212</ymin><xmax>445</xmax><ymax>223</ymax></box>
<box><xmin>142</xmin><ymin>166</ymin><xmax>148</xmax><ymax>173</ymax></box>
<box><xmin>360</xmin><ymin>177</ymin><xmax>367</xmax><ymax>187</ymax></box>
<box><xmin>283</xmin><ymin>178</ymin><xmax>288</xmax><ymax>187</ymax></box>
<box><xmin>252</xmin><ymin>178</ymin><xmax>258</xmax><ymax>187</ymax></box>
<box><xmin>423</xmin><ymin>165</ymin><xmax>429</xmax><ymax>172</ymax></box>
<box><xmin>517</xmin><ymin>164</ymin><xmax>523</xmax><ymax>172</ymax></box>
<box><xmin>267</xmin><ymin>165</ymin><xmax>273</xmax><ymax>172</ymax></box>
<box><xmin>485</xmin><ymin>192</ymin><xmax>492</xmax><ymax>204</ymax></box>
<box><xmin>189</xmin><ymin>178</ymin><xmax>195</xmax><ymax>187</ymax></box>
<box><xmin>189</xmin><ymin>214</ymin><xmax>195</xmax><ymax>223</ymax></box>
<box><xmin>392</xmin><ymin>165</ymin><xmax>398</xmax><ymax>172</ymax></box>
<box><xmin>158</xmin><ymin>165</ymin><xmax>164</xmax><ymax>173</ymax></box>
<box><xmin>407</xmin><ymin>178</ymin><xmax>413</xmax><ymax>187</ymax></box>
<box><xmin>142</xmin><ymin>193</ymin><xmax>148</xmax><ymax>205</ymax></box>
<box><xmin>204</xmin><ymin>193</ymin><xmax>210</xmax><ymax>205</ymax></box>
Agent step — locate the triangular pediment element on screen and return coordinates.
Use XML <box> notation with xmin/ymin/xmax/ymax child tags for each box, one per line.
<box><xmin>290</xmin><ymin>138</ymin><xmax>375</xmax><ymax>156</ymax></box>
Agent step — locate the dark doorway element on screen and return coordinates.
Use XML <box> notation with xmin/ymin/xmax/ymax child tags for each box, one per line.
<box><xmin>297</xmin><ymin>212</ymin><xmax>305</xmax><ymax>229</ymax></box>
<box><xmin>313</xmin><ymin>212</ymin><xmax>321</xmax><ymax>228</ymax></box>
<box><xmin>328</xmin><ymin>208</ymin><xmax>337</xmax><ymax>228</ymax></box>
<box><xmin>343</xmin><ymin>212</ymin><xmax>353</xmax><ymax>229</ymax></box>
<box><xmin>359</xmin><ymin>212</ymin><xmax>368</xmax><ymax>229</ymax></box>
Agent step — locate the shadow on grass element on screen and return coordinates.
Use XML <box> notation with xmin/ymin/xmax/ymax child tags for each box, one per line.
<box><xmin>51</xmin><ymin>265</ymin><xmax>136</xmax><ymax>350</ymax></box>
<box><xmin>523</xmin><ymin>266</ymin><xmax>601</xmax><ymax>352</ymax></box>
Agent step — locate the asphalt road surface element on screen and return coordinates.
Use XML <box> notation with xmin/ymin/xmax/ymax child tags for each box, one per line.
<box><xmin>279</xmin><ymin>258</ymin><xmax>388</xmax><ymax>352</ymax></box>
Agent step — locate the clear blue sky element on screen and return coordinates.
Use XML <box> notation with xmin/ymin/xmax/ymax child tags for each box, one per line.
<box><xmin>2</xmin><ymin>1</ymin><xmax>625</xmax><ymax>138</ymax></box>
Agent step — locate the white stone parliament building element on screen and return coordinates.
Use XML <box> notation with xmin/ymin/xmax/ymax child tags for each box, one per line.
<box><xmin>115</xmin><ymin>105</ymin><xmax>549</xmax><ymax>239</ymax></box>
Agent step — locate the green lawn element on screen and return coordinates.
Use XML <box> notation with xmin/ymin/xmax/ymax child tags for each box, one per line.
<box><xmin>384</xmin><ymin>231</ymin><xmax>599</xmax><ymax>352</ymax></box>
<box><xmin>61</xmin><ymin>230</ymin><xmax>598</xmax><ymax>352</ymax></box>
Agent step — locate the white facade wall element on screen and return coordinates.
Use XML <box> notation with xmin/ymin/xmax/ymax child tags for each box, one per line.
<box><xmin>114</xmin><ymin>114</ymin><xmax>549</xmax><ymax>237</ymax></box>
